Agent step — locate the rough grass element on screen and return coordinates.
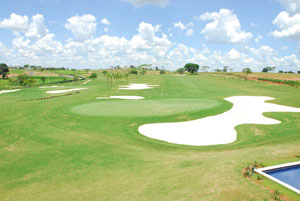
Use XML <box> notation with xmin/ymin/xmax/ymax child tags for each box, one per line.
<box><xmin>0</xmin><ymin>73</ymin><xmax>300</xmax><ymax>201</ymax></box>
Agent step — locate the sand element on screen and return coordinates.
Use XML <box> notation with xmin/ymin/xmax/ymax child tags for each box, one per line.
<box><xmin>138</xmin><ymin>96</ymin><xmax>300</xmax><ymax>146</ymax></box>
<box><xmin>46</xmin><ymin>88</ymin><xmax>87</xmax><ymax>94</ymax></box>
<box><xmin>119</xmin><ymin>84</ymin><xmax>159</xmax><ymax>90</ymax></box>
<box><xmin>39</xmin><ymin>86</ymin><xmax>64</xmax><ymax>88</ymax></box>
<box><xmin>0</xmin><ymin>89</ymin><xmax>21</xmax><ymax>94</ymax></box>
<box><xmin>96</xmin><ymin>96</ymin><xmax>144</xmax><ymax>100</ymax></box>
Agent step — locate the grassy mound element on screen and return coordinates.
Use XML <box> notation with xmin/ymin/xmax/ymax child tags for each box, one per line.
<box><xmin>72</xmin><ymin>99</ymin><xmax>219</xmax><ymax>117</ymax></box>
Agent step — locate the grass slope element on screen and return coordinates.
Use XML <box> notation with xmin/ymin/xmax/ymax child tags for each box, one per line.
<box><xmin>0</xmin><ymin>74</ymin><xmax>299</xmax><ymax>201</ymax></box>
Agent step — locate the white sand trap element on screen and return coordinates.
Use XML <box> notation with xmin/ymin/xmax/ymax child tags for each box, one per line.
<box><xmin>119</xmin><ymin>84</ymin><xmax>159</xmax><ymax>90</ymax></box>
<box><xmin>96</xmin><ymin>96</ymin><xmax>144</xmax><ymax>100</ymax></box>
<box><xmin>138</xmin><ymin>96</ymin><xmax>300</xmax><ymax>146</ymax></box>
<box><xmin>46</xmin><ymin>88</ymin><xmax>87</xmax><ymax>94</ymax></box>
<box><xmin>39</xmin><ymin>86</ymin><xmax>64</xmax><ymax>88</ymax></box>
<box><xmin>0</xmin><ymin>89</ymin><xmax>21</xmax><ymax>94</ymax></box>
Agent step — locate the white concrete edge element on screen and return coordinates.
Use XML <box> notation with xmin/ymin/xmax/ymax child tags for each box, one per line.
<box><xmin>254</xmin><ymin>161</ymin><xmax>300</xmax><ymax>194</ymax></box>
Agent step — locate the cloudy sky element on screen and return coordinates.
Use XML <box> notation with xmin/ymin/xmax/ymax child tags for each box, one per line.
<box><xmin>0</xmin><ymin>0</ymin><xmax>299</xmax><ymax>71</ymax></box>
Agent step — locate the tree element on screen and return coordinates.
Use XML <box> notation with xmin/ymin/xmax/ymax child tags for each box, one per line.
<box><xmin>160</xmin><ymin>69</ymin><xmax>166</xmax><ymax>74</ymax></box>
<box><xmin>262</xmin><ymin>67</ymin><xmax>272</xmax><ymax>72</ymax></box>
<box><xmin>102</xmin><ymin>70</ymin><xmax>108</xmax><ymax>76</ymax></box>
<box><xmin>242</xmin><ymin>68</ymin><xmax>252</xmax><ymax>80</ymax></box>
<box><xmin>40</xmin><ymin>76</ymin><xmax>46</xmax><ymax>84</ymax></box>
<box><xmin>278</xmin><ymin>70</ymin><xmax>284</xmax><ymax>73</ymax></box>
<box><xmin>73</xmin><ymin>75</ymin><xmax>80</xmax><ymax>85</ymax></box>
<box><xmin>184</xmin><ymin>63</ymin><xmax>199</xmax><ymax>74</ymax></box>
<box><xmin>176</xmin><ymin>68</ymin><xmax>185</xmax><ymax>74</ymax></box>
<box><xmin>0</xmin><ymin>63</ymin><xmax>9</xmax><ymax>78</ymax></box>
<box><xmin>223</xmin><ymin>66</ymin><xmax>229</xmax><ymax>72</ymax></box>
<box><xmin>200</xmin><ymin>66</ymin><xmax>209</xmax><ymax>72</ymax></box>
<box><xmin>297</xmin><ymin>71</ymin><xmax>300</xmax><ymax>74</ymax></box>
<box><xmin>214</xmin><ymin>69</ymin><xmax>222</xmax><ymax>72</ymax></box>
<box><xmin>129</xmin><ymin>69</ymin><xmax>138</xmax><ymax>74</ymax></box>
<box><xmin>271</xmin><ymin>67</ymin><xmax>276</xmax><ymax>72</ymax></box>
<box><xmin>89</xmin><ymin>73</ymin><xmax>97</xmax><ymax>79</ymax></box>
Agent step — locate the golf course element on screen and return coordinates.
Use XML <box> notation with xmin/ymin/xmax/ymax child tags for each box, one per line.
<box><xmin>1</xmin><ymin>72</ymin><xmax>300</xmax><ymax>200</ymax></box>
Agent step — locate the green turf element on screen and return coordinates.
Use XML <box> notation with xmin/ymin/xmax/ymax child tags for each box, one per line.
<box><xmin>0</xmin><ymin>73</ymin><xmax>300</xmax><ymax>201</ymax></box>
<box><xmin>72</xmin><ymin>99</ymin><xmax>220</xmax><ymax>117</ymax></box>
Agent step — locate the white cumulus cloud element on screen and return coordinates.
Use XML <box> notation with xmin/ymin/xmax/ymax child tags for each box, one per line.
<box><xmin>25</xmin><ymin>14</ymin><xmax>49</xmax><ymax>39</ymax></box>
<box><xmin>101</xmin><ymin>18</ymin><xmax>110</xmax><ymax>25</ymax></box>
<box><xmin>272</xmin><ymin>11</ymin><xmax>300</xmax><ymax>41</ymax></box>
<box><xmin>277</xmin><ymin>0</ymin><xmax>300</xmax><ymax>14</ymax></box>
<box><xmin>173</xmin><ymin>21</ymin><xmax>194</xmax><ymax>30</ymax></box>
<box><xmin>0</xmin><ymin>13</ymin><xmax>29</xmax><ymax>32</ymax></box>
<box><xmin>65</xmin><ymin>14</ymin><xmax>97</xmax><ymax>41</ymax></box>
<box><xmin>197</xmin><ymin>9</ymin><xmax>252</xmax><ymax>43</ymax></box>
<box><xmin>122</xmin><ymin>0</ymin><xmax>169</xmax><ymax>7</ymax></box>
<box><xmin>186</xmin><ymin>28</ymin><xmax>193</xmax><ymax>36</ymax></box>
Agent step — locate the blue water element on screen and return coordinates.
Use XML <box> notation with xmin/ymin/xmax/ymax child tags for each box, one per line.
<box><xmin>265</xmin><ymin>165</ymin><xmax>300</xmax><ymax>191</ymax></box>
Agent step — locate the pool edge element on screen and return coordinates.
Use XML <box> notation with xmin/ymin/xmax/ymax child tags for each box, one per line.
<box><xmin>254</xmin><ymin>161</ymin><xmax>300</xmax><ymax>195</ymax></box>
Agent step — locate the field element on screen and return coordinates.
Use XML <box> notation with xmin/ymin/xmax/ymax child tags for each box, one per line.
<box><xmin>0</xmin><ymin>73</ymin><xmax>300</xmax><ymax>200</ymax></box>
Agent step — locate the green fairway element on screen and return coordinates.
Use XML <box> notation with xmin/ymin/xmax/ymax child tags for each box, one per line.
<box><xmin>72</xmin><ymin>99</ymin><xmax>220</xmax><ymax>117</ymax></box>
<box><xmin>0</xmin><ymin>73</ymin><xmax>300</xmax><ymax>201</ymax></box>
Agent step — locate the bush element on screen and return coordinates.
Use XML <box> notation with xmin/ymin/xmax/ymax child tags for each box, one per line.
<box><xmin>129</xmin><ymin>69</ymin><xmax>138</xmax><ymax>74</ymax></box>
<box><xmin>160</xmin><ymin>69</ymin><xmax>166</xmax><ymax>74</ymax></box>
<box><xmin>102</xmin><ymin>70</ymin><xmax>108</xmax><ymax>76</ymax></box>
<box><xmin>89</xmin><ymin>73</ymin><xmax>97</xmax><ymax>79</ymax></box>
<box><xmin>176</xmin><ymin>68</ymin><xmax>185</xmax><ymax>74</ymax></box>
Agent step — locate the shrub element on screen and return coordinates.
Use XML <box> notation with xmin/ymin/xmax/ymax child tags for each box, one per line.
<box><xmin>129</xmin><ymin>69</ymin><xmax>138</xmax><ymax>74</ymax></box>
<box><xmin>177</xmin><ymin>68</ymin><xmax>185</xmax><ymax>74</ymax></box>
<box><xmin>89</xmin><ymin>73</ymin><xmax>97</xmax><ymax>79</ymax></box>
<box><xmin>160</xmin><ymin>69</ymin><xmax>166</xmax><ymax>74</ymax></box>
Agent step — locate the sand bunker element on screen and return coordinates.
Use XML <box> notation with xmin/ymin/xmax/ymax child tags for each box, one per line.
<box><xmin>46</xmin><ymin>88</ymin><xmax>87</xmax><ymax>94</ymax></box>
<box><xmin>138</xmin><ymin>96</ymin><xmax>300</xmax><ymax>146</ymax></box>
<box><xmin>0</xmin><ymin>89</ymin><xmax>21</xmax><ymax>94</ymax></box>
<box><xmin>39</xmin><ymin>86</ymin><xmax>64</xmax><ymax>88</ymax></box>
<box><xmin>96</xmin><ymin>96</ymin><xmax>144</xmax><ymax>100</ymax></box>
<box><xmin>119</xmin><ymin>84</ymin><xmax>159</xmax><ymax>90</ymax></box>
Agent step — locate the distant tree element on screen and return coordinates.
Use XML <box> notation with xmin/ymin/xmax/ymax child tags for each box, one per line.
<box><xmin>262</xmin><ymin>67</ymin><xmax>272</xmax><ymax>72</ymax></box>
<box><xmin>140</xmin><ymin>68</ymin><xmax>147</xmax><ymax>75</ymax></box>
<box><xmin>242</xmin><ymin>68</ymin><xmax>252</xmax><ymax>80</ymax></box>
<box><xmin>129</xmin><ymin>69</ymin><xmax>138</xmax><ymax>74</ymax></box>
<box><xmin>271</xmin><ymin>67</ymin><xmax>276</xmax><ymax>72</ymax></box>
<box><xmin>160</xmin><ymin>69</ymin><xmax>166</xmax><ymax>74</ymax></box>
<box><xmin>200</xmin><ymin>66</ymin><xmax>209</xmax><ymax>72</ymax></box>
<box><xmin>297</xmin><ymin>71</ymin><xmax>300</xmax><ymax>74</ymax></box>
<box><xmin>177</xmin><ymin>68</ymin><xmax>185</xmax><ymax>74</ymax></box>
<box><xmin>223</xmin><ymin>66</ymin><xmax>229</xmax><ymax>72</ymax></box>
<box><xmin>24</xmin><ymin>64</ymin><xmax>30</xmax><ymax>69</ymax></box>
<box><xmin>23</xmin><ymin>78</ymin><xmax>36</xmax><ymax>86</ymax></box>
<box><xmin>89</xmin><ymin>73</ymin><xmax>97</xmax><ymax>79</ymax></box>
<box><xmin>0</xmin><ymin>63</ymin><xmax>9</xmax><ymax>78</ymax></box>
<box><xmin>102</xmin><ymin>70</ymin><xmax>108</xmax><ymax>76</ymax></box>
<box><xmin>214</xmin><ymin>69</ymin><xmax>222</xmax><ymax>72</ymax></box>
<box><xmin>40</xmin><ymin>76</ymin><xmax>46</xmax><ymax>84</ymax></box>
<box><xmin>155</xmin><ymin>66</ymin><xmax>159</xmax><ymax>71</ymax></box>
<box><xmin>184</xmin><ymin>63</ymin><xmax>199</xmax><ymax>74</ymax></box>
<box><xmin>130</xmin><ymin>65</ymin><xmax>135</xmax><ymax>68</ymax></box>
<box><xmin>73</xmin><ymin>75</ymin><xmax>80</xmax><ymax>85</ymax></box>
<box><xmin>278</xmin><ymin>70</ymin><xmax>284</xmax><ymax>73</ymax></box>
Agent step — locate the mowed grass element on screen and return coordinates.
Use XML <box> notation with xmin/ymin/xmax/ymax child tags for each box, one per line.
<box><xmin>72</xmin><ymin>99</ymin><xmax>220</xmax><ymax>117</ymax></box>
<box><xmin>0</xmin><ymin>74</ymin><xmax>300</xmax><ymax>200</ymax></box>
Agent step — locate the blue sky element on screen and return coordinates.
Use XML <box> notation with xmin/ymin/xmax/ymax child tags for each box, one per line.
<box><xmin>0</xmin><ymin>0</ymin><xmax>299</xmax><ymax>72</ymax></box>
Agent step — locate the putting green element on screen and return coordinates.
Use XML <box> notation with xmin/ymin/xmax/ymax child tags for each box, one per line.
<box><xmin>71</xmin><ymin>99</ymin><xmax>220</xmax><ymax>117</ymax></box>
